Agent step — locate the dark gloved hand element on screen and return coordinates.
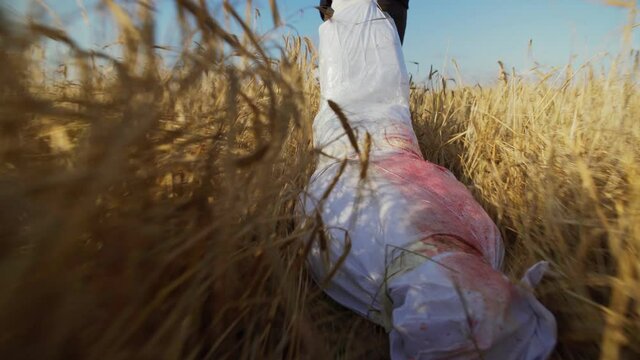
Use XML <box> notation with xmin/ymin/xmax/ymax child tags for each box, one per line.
<box><xmin>317</xmin><ymin>6</ymin><xmax>334</xmax><ymax>21</ymax></box>
<box><xmin>318</xmin><ymin>0</ymin><xmax>334</xmax><ymax>21</ymax></box>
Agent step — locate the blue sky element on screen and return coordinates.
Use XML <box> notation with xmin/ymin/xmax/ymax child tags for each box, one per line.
<box><xmin>3</xmin><ymin>0</ymin><xmax>638</xmax><ymax>84</ymax></box>
<box><xmin>277</xmin><ymin>0</ymin><xmax>637</xmax><ymax>83</ymax></box>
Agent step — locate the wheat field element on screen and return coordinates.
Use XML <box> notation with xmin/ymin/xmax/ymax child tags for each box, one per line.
<box><xmin>0</xmin><ymin>1</ymin><xmax>638</xmax><ymax>359</ymax></box>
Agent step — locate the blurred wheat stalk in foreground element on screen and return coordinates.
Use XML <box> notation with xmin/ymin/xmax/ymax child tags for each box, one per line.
<box><xmin>0</xmin><ymin>0</ymin><xmax>639</xmax><ymax>359</ymax></box>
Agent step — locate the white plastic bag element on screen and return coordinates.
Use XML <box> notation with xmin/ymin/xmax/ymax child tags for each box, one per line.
<box><xmin>301</xmin><ymin>1</ymin><xmax>557</xmax><ymax>358</ymax></box>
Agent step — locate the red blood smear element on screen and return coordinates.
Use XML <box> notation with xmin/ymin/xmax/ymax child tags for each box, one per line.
<box><xmin>374</xmin><ymin>154</ymin><xmax>499</xmax><ymax>264</ymax></box>
<box><xmin>373</xmin><ymin>152</ymin><xmax>515</xmax><ymax>347</ymax></box>
<box><xmin>382</xmin><ymin>127</ymin><xmax>423</xmax><ymax>159</ymax></box>
<box><xmin>445</xmin><ymin>252</ymin><xmax>517</xmax><ymax>346</ymax></box>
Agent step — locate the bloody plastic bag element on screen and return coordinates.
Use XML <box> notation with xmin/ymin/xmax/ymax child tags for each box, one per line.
<box><xmin>300</xmin><ymin>1</ymin><xmax>557</xmax><ymax>359</ymax></box>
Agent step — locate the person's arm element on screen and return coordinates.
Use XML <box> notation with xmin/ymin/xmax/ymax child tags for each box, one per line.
<box><xmin>319</xmin><ymin>0</ymin><xmax>333</xmax><ymax>21</ymax></box>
